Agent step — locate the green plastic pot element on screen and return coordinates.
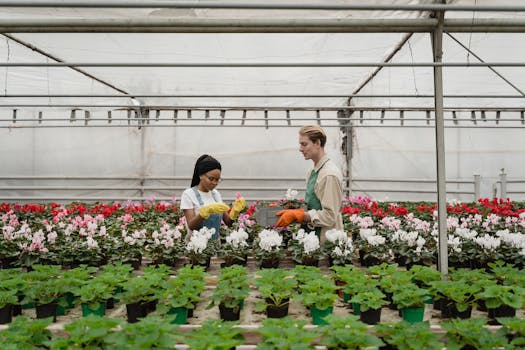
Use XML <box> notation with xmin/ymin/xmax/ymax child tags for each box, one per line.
<box><xmin>168</xmin><ymin>306</ymin><xmax>188</xmax><ymax>324</ymax></box>
<box><xmin>401</xmin><ymin>307</ymin><xmax>425</xmax><ymax>323</ymax></box>
<box><xmin>81</xmin><ymin>302</ymin><xmax>106</xmax><ymax>317</ymax></box>
<box><xmin>310</xmin><ymin>306</ymin><xmax>333</xmax><ymax>325</ymax></box>
<box><xmin>352</xmin><ymin>302</ymin><xmax>361</xmax><ymax>316</ymax></box>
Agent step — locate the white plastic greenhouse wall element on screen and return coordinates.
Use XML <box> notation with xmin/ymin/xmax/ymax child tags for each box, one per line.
<box><xmin>0</xmin><ymin>0</ymin><xmax>524</xmax><ymax>203</ymax></box>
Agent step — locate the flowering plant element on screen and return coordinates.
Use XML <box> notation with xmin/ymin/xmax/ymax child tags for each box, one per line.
<box><xmin>145</xmin><ymin>221</ymin><xmax>183</xmax><ymax>266</ymax></box>
<box><xmin>253</xmin><ymin>229</ymin><xmax>285</xmax><ymax>267</ymax></box>
<box><xmin>323</xmin><ymin>229</ymin><xmax>354</xmax><ymax>266</ymax></box>
<box><xmin>281</xmin><ymin>189</ymin><xmax>304</xmax><ymax>209</ymax></box>
<box><xmin>185</xmin><ymin>227</ymin><xmax>217</xmax><ymax>266</ymax></box>
<box><xmin>390</xmin><ymin>229</ymin><xmax>435</xmax><ymax>267</ymax></box>
<box><xmin>220</xmin><ymin>228</ymin><xmax>250</xmax><ymax>266</ymax></box>
<box><xmin>288</xmin><ymin>229</ymin><xmax>323</xmax><ymax>265</ymax></box>
<box><xmin>355</xmin><ymin>228</ymin><xmax>393</xmax><ymax>266</ymax></box>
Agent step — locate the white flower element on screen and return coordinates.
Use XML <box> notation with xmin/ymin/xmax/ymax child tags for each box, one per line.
<box><xmin>86</xmin><ymin>236</ymin><xmax>99</xmax><ymax>249</ymax></box>
<box><xmin>258</xmin><ymin>229</ymin><xmax>282</xmax><ymax>251</ymax></box>
<box><xmin>325</xmin><ymin>229</ymin><xmax>347</xmax><ymax>243</ymax></box>
<box><xmin>302</xmin><ymin>231</ymin><xmax>320</xmax><ymax>254</ymax></box>
<box><xmin>366</xmin><ymin>235</ymin><xmax>386</xmax><ymax>246</ymax></box>
<box><xmin>225</xmin><ymin>228</ymin><xmax>249</xmax><ymax>248</ymax></box>
<box><xmin>47</xmin><ymin>231</ymin><xmax>58</xmax><ymax>243</ymax></box>
<box><xmin>455</xmin><ymin>228</ymin><xmax>478</xmax><ymax>240</ymax></box>
<box><xmin>473</xmin><ymin>234</ymin><xmax>501</xmax><ymax>251</ymax></box>
<box><xmin>285</xmin><ymin>188</ymin><xmax>298</xmax><ymax>200</ymax></box>
<box><xmin>359</xmin><ymin>228</ymin><xmax>377</xmax><ymax>240</ymax></box>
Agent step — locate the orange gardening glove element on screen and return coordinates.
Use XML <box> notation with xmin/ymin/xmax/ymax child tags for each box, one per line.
<box><xmin>274</xmin><ymin>209</ymin><xmax>305</xmax><ymax>227</ymax></box>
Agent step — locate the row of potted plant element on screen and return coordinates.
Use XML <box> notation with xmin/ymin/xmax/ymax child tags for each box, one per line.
<box><xmin>1</xmin><ymin>261</ymin><xmax>523</xmax><ymax>326</ymax></box>
<box><xmin>1</xmin><ymin>313</ymin><xmax>524</xmax><ymax>349</ymax></box>
<box><xmin>2</xmin><ymin>197</ymin><xmax>523</xmax><ymax>270</ymax></box>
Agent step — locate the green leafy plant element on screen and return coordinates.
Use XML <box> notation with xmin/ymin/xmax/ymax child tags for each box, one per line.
<box><xmin>208</xmin><ymin>265</ymin><xmax>250</xmax><ymax>312</ymax></box>
<box><xmin>47</xmin><ymin>315</ymin><xmax>121</xmax><ymax>350</ymax></box>
<box><xmin>409</xmin><ymin>264</ymin><xmax>442</xmax><ymax>288</ymax></box>
<box><xmin>477</xmin><ymin>283</ymin><xmax>524</xmax><ymax>309</ymax></box>
<box><xmin>441</xmin><ymin>317</ymin><xmax>509</xmax><ymax>350</ymax></box>
<box><xmin>157</xmin><ymin>274</ymin><xmax>196</xmax><ymax>313</ymax></box>
<box><xmin>176</xmin><ymin>265</ymin><xmax>208</xmax><ymax>309</ymax></box>
<box><xmin>349</xmin><ymin>287</ymin><xmax>387</xmax><ymax>312</ymax></box>
<box><xmin>496</xmin><ymin>317</ymin><xmax>525</xmax><ymax>349</ymax></box>
<box><xmin>393</xmin><ymin>284</ymin><xmax>431</xmax><ymax>309</ymax></box>
<box><xmin>119</xmin><ymin>275</ymin><xmax>159</xmax><ymax>305</ymax></box>
<box><xmin>256</xmin><ymin>317</ymin><xmax>319</xmax><ymax>350</ymax></box>
<box><xmin>375</xmin><ymin>321</ymin><xmax>445</xmax><ymax>350</ymax></box>
<box><xmin>0</xmin><ymin>290</ymin><xmax>18</xmax><ymax>309</ymax></box>
<box><xmin>105</xmin><ymin>314</ymin><xmax>179</xmax><ymax>350</ymax></box>
<box><xmin>182</xmin><ymin>319</ymin><xmax>244</xmax><ymax>350</ymax></box>
<box><xmin>254</xmin><ymin>268</ymin><xmax>296</xmax><ymax>311</ymax></box>
<box><xmin>428</xmin><ymin>279</ymin><xmax>480</xmax><ymax>312</ymax></box>
<box><xmin>293</xmin><ymin>265</ymin><xmax>324</xmax><ymax>286</ymax></box>
<box><xmin>77</xmin><ymin>280</ymin><xmax>114</xmax><ymax>309</ymax></box>
<box><xmin>319</xmin><ymin>314</ymin><xmax>384</xmax><ymax>349</ymax></box>
<box><xmin>297</xmin><ymin>276</ymin><xmax>338</xmax><ymax>310</ymax></box>
<box><xmin>0</xmin><ymin>316</ymin><xmax>53</xmax><ymax>350</ymax></box>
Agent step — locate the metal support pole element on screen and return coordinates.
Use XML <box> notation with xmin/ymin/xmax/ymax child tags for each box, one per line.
<box><xmin>500</xmin><ymin>169</ymin><xmax>507</xmax><ymax>199</ymax></box>
<box><xmin>432</xmin><ymin>8</ymin><xmax>448</xmax><ymax>276</ymax></box>
<box><xmin>474</xmin><ymin>174</ymin><xmax>480</xmax><ymax>200</ymax></box>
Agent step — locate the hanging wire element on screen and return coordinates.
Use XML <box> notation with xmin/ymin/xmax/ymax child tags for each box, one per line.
<box><xmin>407</xmin><ymin>39</ymin><xmax>419</xmax><ymax>95</ymax></box>
<box><xmin>467</xmin><ymin>0</ymin><xmax>478</xmax><ymax>63</ymax></box>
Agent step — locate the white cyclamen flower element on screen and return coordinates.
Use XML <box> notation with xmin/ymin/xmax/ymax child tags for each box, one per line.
<box><xmin>302</xmin><ymin>232</ymin><xmax>320</xmax><ymax>254</ymax></box>
<box><xmin>258</xmin><ymin>229</ymin><xmax>282</xmax><ymax>251</ymax></box>
<box><xmin>473</xmin><ymin>234</ymin><xmax>501</xmax><ymax>251</ymax></box>
<box><xmin>285</xmin><ymin>188</ymin><xmax>298</xmax><ymax>200</ymax></box>
<box><xmin>325</xmin><ymin>229</ymin><xmax>347</xmax><ymax>243</ymax></box>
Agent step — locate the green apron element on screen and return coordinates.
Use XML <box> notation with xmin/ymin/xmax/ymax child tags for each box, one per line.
<box><xmin>303</xmin><ymin>167</ymin><xmax>323</xmax><ymax>237</ymax></box>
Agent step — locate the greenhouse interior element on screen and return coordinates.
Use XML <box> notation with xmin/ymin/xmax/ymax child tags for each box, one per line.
<box><xmin>1</xmin><ymin>1</ymin><xmax>524</xmax><ymax>349</ymax></box>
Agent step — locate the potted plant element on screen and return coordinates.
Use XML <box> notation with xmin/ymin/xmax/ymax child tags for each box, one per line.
<box><xmin>441</xmin><ymin>317</ymin><xmax>509</xmax><ymax>350</ymax></box>
<box><xmin>428</xmin><ymin>280</ymin><xmax>480</xmax><ymax>319</ymax></box>
<box><xmin>157</xmin><ymin>276</ymin><xmax>196</xmax><ymax>324</ymax></box>
<box><xmin>297</xmin><ymin>276</ymin><xmax>338</xmax><ymax>325</ymax></box>
<box><xmin>477</xmin><ymin>283</ymin><xmax>525</xmax><ymax>323</ymax></box>
<box><xmin>219</xmin><ymin>228</ymin><xmax>250</xmax><ymax>267</ymax></box>
<box><xmin>176</xmin><ymin>265</ymin><xmax>208</xmax><ymax>318</ymax></box>
<box><xmin>77</xmin><ymin>280</ymin><xmax>114</xmax><ymax>317</ymax></box>
<box><xmin>120</xmin><ymin>275</ymin><xmax>160</xmax><ymax>323</ymax></box>
<box><xmin>184</xmin><ymin>226</ymin><xmax>217</xmax><ymax>269</ymax></box>
<box><xmin>257</xmin><ymin>317</ymin><xmax>319</xmax><ymax>350</ymax></box>
<box><xmin>60</xmin><ymin>265</ymin><xmax>98</xmax><ymax>310</ymax></box>
<box><xmin>319</xmin><ymin>314</ymin><xmax>384</xmax><ymax>350</ymax></box>
<box><xmin>392</xmin><ymin>284</ymin><xmax>429</xmax><ymax>323</ymax></box>
<box><xmin>23</xmin><ymin>277</ymin><xmax>65</xmax><ymax>322</ymax></box>
<box><xmin>208</xmin><ymin>265</ymin><xmax>250</xmax><ymax>321</ymax></box>
<box><xmin>182</xmin><ymin>319</ymin><xmax>245</xmax><ymax>350</ymax></box>
<box><xmin>375</xmin><ymin>321</ymin><xmax>445</xmax><ymax>350</ymax></box>
<box><xmin>254</xmin><ymin>268</ymin><xmax>297</xmax><ymax>318</ymax></box>
<box><xmin>355</xmin><ymin>228</ymin><xmax>393</xmax><ymax>266</ymax></box>
<box><xmin>105</xmin><ymin>314</ymin><xmax>179</xmax><ymax>349</ymax></box>
<box><xmin>323</xmin><ymin>229</ymin><xmax>354</xmax><ymax>266</ymax></box>
<box><xmin>0</xmin><ymin>316</ymin><xmax>53</xmax><ymax>349</ymax></box>
<box><xmin>253</xmin><ymin>229</ymin><xmax>285</xmax><ymax>268</ymax></box>
<box><xmin>288</xmin><ymin>229</ymin><xmax>324</xmax><ymax>266</ymax></box>
<box><xmin>47</xmin><ymin>315</ymin><xmax>121</xmax><ymax>349</ymax></box>
<box><xmin>98</xmin><ymin>263</ymin><xmax>133</xmax><ymax>308</ymax></box>
<box><xmin>0</xmin><ymin>290</ymin><xmax>17</xmax><ymax>324</ymax></box>
<box><xmin>144</xmin><ymin>222</ymin><xmax>183</xmax><ymax>266</ymax></box>
<box><xmin>409</xmin><ymin>264</ymin><xmax>442</xmax><ymax>289</ymax></box>
<box><xmin>496</xmin><ymin>317</ymin><xmax>525</xmax><ymax>349</ymax></box>
<box><xmin>349</xmin><ymin>287</ymin><xmax>387</xmax><ymax>325</ymax></box>
<box><xmin>377</xmin><ymin>269</ymin><xmax>412</xmax><ymax>310</ymax></box>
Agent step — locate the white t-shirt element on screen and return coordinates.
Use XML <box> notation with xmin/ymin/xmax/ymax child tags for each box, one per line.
<box><xmin>180</xmin><ymin>188</ymin><xmax>223</xmax><ymax>216</ymax></box>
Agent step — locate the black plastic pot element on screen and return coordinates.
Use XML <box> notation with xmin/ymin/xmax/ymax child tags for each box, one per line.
<box><xmin>126</xmin><ymin>302</ymin><xmax>147</xmax><ymax>323</ymax></box>
<box><xmin>359</xmin><ymin>307</ymin><xmax>381</xmax><ymax>325</ymax></box>
<box><xmin>35</xmin><ymin>302</ymin><xmax>58</xmax><ymax>322</ymax></box>
<box><xmin>488</xmin><ymin>304</ymin><xmax>516</xmax><ymax>325</ymax></box>
<box><xmin>265</xmin><ymin>298</ymin><xmax>289</xmax><ymax>318</ymax></box>
<box><xmin>449</xmin><ymin>304</ymin><xmax>472</xmax><ymax>319</ymax></box>
<box><xmin>0</xmin><ymin>305</ymin><xmax>13</xmax><ymax>324</ymax></box>
<box><xmin>106</xmin><ymin>297</ymin><xmax>115</xmax><ymax>309</ymax></box>
<box><xmin>260</xmin><ymin>257</ymin><xmax>280</xmax><ymax>269</ymax></box>
<box><xmin>219</xmin><ymin>302</ymin><xmax>241</xmax><ymax>321</ymax></box>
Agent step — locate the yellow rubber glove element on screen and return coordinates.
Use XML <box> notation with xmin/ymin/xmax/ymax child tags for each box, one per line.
<box><xmin>198</xmin><ymin>202</ymin><xmax>230</xmax><ymax>219</ymax></box>
<box><xmin>229</xmin><ymin>196</ymin><xmax>246</xmax><ymax>220</ymax></box>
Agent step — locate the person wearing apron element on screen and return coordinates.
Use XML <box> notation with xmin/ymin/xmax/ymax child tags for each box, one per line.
<box><xmin>275</xmin><ymin>125</ymin><xmax>344</xmax><ymax>241</ymax></box>
<box><xmin>180</xmin><ymin>154</ymin><xmax>246</xmax><ymax>240</ymax></box>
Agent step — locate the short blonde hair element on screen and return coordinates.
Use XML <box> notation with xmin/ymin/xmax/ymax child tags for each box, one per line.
<box><xmin>299</xmin><ymin>125</ymin><xmax>327</xmax><ymax>147</ymax></box>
